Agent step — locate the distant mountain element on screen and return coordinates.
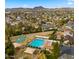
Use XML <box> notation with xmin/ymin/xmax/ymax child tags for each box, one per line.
<box><xmin>5</xmin><ymin>6</ymin><xmax>45</xmax><ymax>12</ymax></box>
<box><xmin>5</xmin><ymin>6</ymin><xmax>74</xmax><ymax>12</ymax></box>
<box><xmin>33</xmin><ymin>6</ymin><xmax>45</xmax><ymax>9</ymax></box>
<box><xmin>5</xmin><ymin>8</ymin><xmax>32</xmax><ymax>12</ymax></box>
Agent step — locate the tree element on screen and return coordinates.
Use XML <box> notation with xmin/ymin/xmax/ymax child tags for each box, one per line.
<box><xmin>49</xmin><ymin>29</ymin><xmax>58</xmax><ymax>40</ymax></box>
<box><xmin>52</xmin><ymin>43</ymin><xmax>60</xmax><ymax>59</ymax></box>
<box><xmin>60</xmin><ymin>36</ymin><xmax>64</xmax><ymax>45</ymax></box>
<box><xmin>44</xmin><ymin>49</ymin><xmax>53</xmax><ymax>59</ymax></box>
<box><xmin>44</xmin><ymin>43</ymin><xmax>60</xmax><ymax>59</ymax></box>
<box><xmin>5</xmin><ymin>36</ymin><xmax>15</xmax><ymax>59</ymax></box>
<box><xmin>49</xmin><ymin>34</ymin><xmax>57</xmax><ymax>40</ymax></box>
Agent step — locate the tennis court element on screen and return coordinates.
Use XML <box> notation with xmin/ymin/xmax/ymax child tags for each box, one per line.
<box><xmin>16</xmin><ymin>35</ymin><xmax>26</xmax><ymax>43</ymax></box>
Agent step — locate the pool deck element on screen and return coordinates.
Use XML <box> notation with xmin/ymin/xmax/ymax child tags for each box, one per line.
<box><xmin>10</xmin><ymin>31</ymin><xmax>53</xmax><ymax>48</ymax></box>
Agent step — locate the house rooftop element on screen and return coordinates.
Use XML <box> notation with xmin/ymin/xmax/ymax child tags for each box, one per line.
<box><xmin>13</xmin><ymin>43</ymin><xmax>22</xmax><ymax>48</ymax></box>
<box><xmin>24</xmin><ymin>47</ymin><xmax>36</xmax><ymax>54</ymax></box>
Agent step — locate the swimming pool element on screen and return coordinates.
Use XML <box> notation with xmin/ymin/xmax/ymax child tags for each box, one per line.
<box><xmin>28</xmin><ymin>38</ymin><xmax>45</xmax><ymax>48</ymax></box>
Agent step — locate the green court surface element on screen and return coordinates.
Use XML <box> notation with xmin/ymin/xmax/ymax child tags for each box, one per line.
<box><xmin>16</xmin><ymin>35</ymin><xmax>26</xmax><ymax>43</ymax></box>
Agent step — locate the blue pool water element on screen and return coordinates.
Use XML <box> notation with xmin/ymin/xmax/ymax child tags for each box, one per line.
<box><xmin>28</xmin><ymin>38</ymin><xmax>44</xmax><ymax>48</ymax></box>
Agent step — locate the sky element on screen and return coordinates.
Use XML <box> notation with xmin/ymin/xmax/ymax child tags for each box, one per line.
<box><xmin>5</xmin><ymin>0</ymin><xmax>74</xmax><ymax>8</ymax></box>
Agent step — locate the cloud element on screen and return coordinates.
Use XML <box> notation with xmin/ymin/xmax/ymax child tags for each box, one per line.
<box><xmin>69</xmin><ymin>0</ymin><xmax>74</xmax><ymax>2</ymax></box>
<box><xmin>67</xmin><ymin>0</ymin><xmax>74</xmax><ymax>5</ymax></box>
<box><xmin>68</xmin><ymin>0</ymin><xmax>73</xmax><ymax>1</ymax></box>
<box><xmin>68</xmin><ymin>2</ymin><xmax>73</xmax><ymax>5</ymax></box>
<box><xmin>22</xmin><ymin>4</ymin><xmax>29</xmax><ymax>8</ymax></box>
